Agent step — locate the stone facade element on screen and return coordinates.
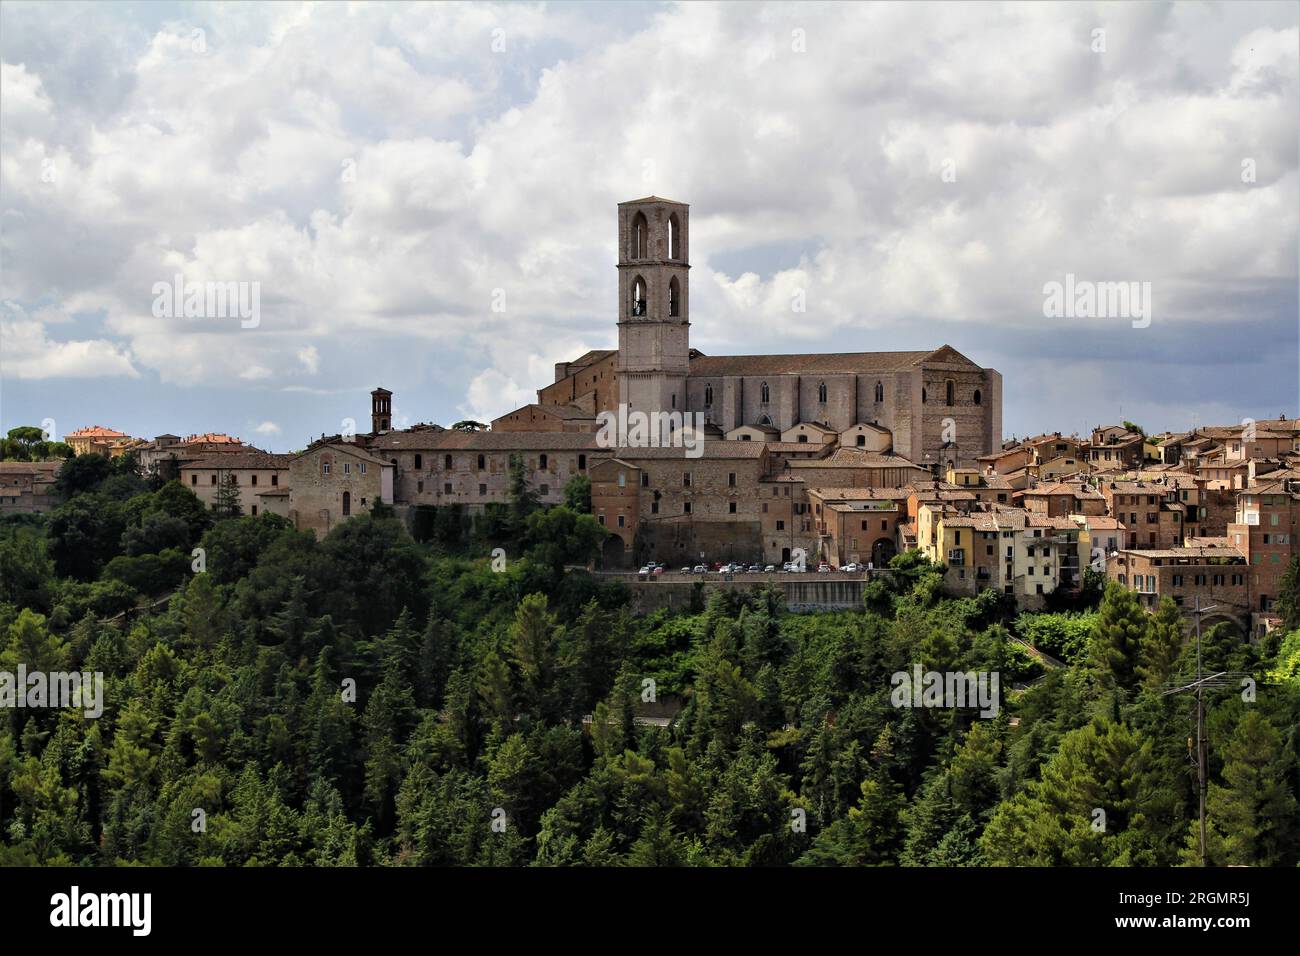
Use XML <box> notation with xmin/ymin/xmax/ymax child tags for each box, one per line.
<box><xmin>499</xmin><ymin>197</ymin><xmax>1002</xmax><ymax>469</ymax></box>
<box><xmin>288</xmin><ymin>443</ymin><xmax>393</xmax><ymax>537</ymax></box>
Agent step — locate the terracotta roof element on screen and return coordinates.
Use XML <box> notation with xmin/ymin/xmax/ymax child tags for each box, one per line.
<box><xmin>689</xmin><ymin>350</ymin><xmax>931</xmax><ymax>376</ymax></box>
<box><xmin>1072</xmin><ymin>515</ymin><xmax>1126</xmax><ymax>529</ymax></box>
<box><xmin>808</xmin><ymin>487</ymin><xmax>909</xmax><ymax>500</ymax></box>
<box><xmin>67</xmin><ymin>425</ymin><xmax>130</xmax><ymax>438</ymax></box>
<box><xmin>0</xmin><ymin>460</ymin><xmax>62</xmax><ymax>474</ymax></box>
<box><xmin>1116</xmin><ymin>546</ymin><xmax>1245</xmax><ymax>560</ymax></box>
<box><xmin>183</xmin><ymin>433</ymin><xmax>241</xmax><ymax>445</ymax></box>
<box><xmin>763</xmin><ymin>441</ymin><xmax>834</xmax><ymax>454</ymax></box>
<box><xmin>181</xmin><ymin>453</ymin><xmax>291</xmax><ymax>470</ymax></box>
<box><xmin>497</xmin><ymin>403</ymin><xmax>596</xmax><ymax>421</ymax></box>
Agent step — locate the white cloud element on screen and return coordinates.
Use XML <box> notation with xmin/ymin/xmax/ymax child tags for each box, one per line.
<box><xmin>0</xmin><ymin>1</ymin><xmax>1294</xmax><ymax>434</ymax></box>
<box><xmin>0</xmin><ymin>305</ymin><xmax>138</xmax><ymax>380</ymax></box>
<box><xmin>253</xmin><ymin>420</ymin><xmax>282</xmax><ymax>436</ymax></box>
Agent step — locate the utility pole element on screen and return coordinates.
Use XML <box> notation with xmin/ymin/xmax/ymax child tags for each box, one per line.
<box><xmin>1162</xmin><ymin>597</ymin><xmax>1249</xmax><ymax>867</ymax></box>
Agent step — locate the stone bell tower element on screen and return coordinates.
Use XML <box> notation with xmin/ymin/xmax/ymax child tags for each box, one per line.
<box><xmin>616</xmin><ymin>197</ymin><xmax>690</xmax><ymax>422</ymax></box>
<box><xmin>371</xmin><ymin>387</ymin><xmax>392</xmax><ymax>435</ymax></box>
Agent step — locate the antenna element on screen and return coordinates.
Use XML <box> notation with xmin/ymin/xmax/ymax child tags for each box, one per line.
<box><xmin>1160</xmin><ymin>596</ymin><xmax>1251</xmax><ymax>867</ymax></box>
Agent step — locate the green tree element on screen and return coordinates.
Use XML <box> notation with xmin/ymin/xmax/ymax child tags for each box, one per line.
<box><xmin>1189</xmin><ymin>711</ymin><xmax>1299</xmax><ymax>866</ymax></box>
<box><xmin>563</xmin><ymin>474</ymin><xmax>592</xmax><ymax>513</ymax></box>
<box><xmin>1089</xmin><ymin>582</ymin><xmax>1149</xmax><ymax>692</ymax></box>
<box><xmin>213</xmin><ymin>472</ymin><xmax>243</xmax><ymax>518</ymax></box>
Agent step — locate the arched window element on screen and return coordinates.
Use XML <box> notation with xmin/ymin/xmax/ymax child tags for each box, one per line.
<box><xmin>631</xmin><ymin>211</ymin><xmax>648</xmax><ymax>259</ymax></box>
<box><xmin>704</xmin><ymin>383</ymin><xmax>713</xmax><ymax>406</ymax></box>
<box><xmin>922</xmin><ymin>387</ymin><xmax>927</xmax><ymax>404</ymax></box>
<box><xmin>668</xmin><ymin>212</ymin><xmax>681</xmax><ymax>259</ymax></box>
<box><xmin>760</xmin><ymin>381</ymin><xmax>770</xmax><ymax>403</ymax></box>
<box><xmin>945</xmin><ymin>379</ymin><xmax>955</xmax><ymax>406</ymax></box>
<box><xmin>874</xmin><ymin>381</ymin><xmax>884</xmax><ymax>403</ymax></box>
<box><xmin>342</xmin><ymin>491</ymin><xmax>351</xmax><ymax>516</ymax></box>
<box><xmin>973</xmin><ymin>389</ymin><xmax>982</xmax><ymax>406</ymax></box>
<box><xmin>668</xmin><ymin>275</ymin><xmax>680</xmax><ymax>317</ymax></box>
<box><xmin>631</xmin><ymin>276</ymin><xmax>646</xmax><ymax>316</ymax></box>
<box><xmin>414</xmin><ymin>454</ymin><xmax>422</xmax><ymax>470</ymax></box>
<box><xmin>817</xmin><ymin>381</ymin><xmax>827</xmax><ymax>403</ymax></box>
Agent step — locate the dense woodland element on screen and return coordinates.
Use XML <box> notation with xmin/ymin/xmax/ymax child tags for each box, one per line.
<box><xmin>1</xmin><ymin>451</ymin><xmax>1299</xmax><ymax>867</ymax></box>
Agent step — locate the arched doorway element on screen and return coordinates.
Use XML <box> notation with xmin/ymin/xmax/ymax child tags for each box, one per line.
<box><xmin>602</xmin><ymin>534</ymin><xmax>627</xmax><ymax>569</ymax></box>
<box><xmin>871</xmin><ymin>537</ymin><xmax>896</xmax><ymax>568</ymax></box>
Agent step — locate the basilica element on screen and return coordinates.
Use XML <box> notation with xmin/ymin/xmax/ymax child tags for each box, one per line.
<box><xmin>493</xmin><ymin>196</ymin><xmax>1002</xmax><ymax>472</ymax></box>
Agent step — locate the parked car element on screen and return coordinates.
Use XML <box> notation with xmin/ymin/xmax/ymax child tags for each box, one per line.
<box><xmin>817</xmin><ymin>563</ymin><xmax>831</xmax><ymax>572</ymax></box>
<box><xmin>652</xmin><ymin>566</ymin><xmax>665</xmax><ymax>575</ymax></box>
<box><xmin>692</xmin><ymin>565</ymin><xmax>707</xmax><ymax>573</ymax></box>
<box><xmin>748</xmin><ymin>564</ymin><xmax>763</xmax><ymax>572</ymax></box>
<box><xmin>679</xmin><ymin>566</ymin><xmax>692</xmax><ymax>573</ymax></box>
<box><xmin>764</xmin><ymin>565</ymin><xmax>776</xmax><ymax>573</ymax></box>
<box><xmin>841</xmin><ymin>562</ymin><xmax>861</xmax><ymax>572</ymax></box>
<box><xmin>639</xmin><ymin>566</ymin><xmax>652</xmax><ymax>574</ymax></box>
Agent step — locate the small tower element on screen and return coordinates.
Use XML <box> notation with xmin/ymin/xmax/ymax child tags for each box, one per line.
<box><xmin>371</xmin><ymin>387</ymin><xmax>392</xmax><ymax>435</ymax></box>
<box><xmin>616</xmin><ymin>196</ymin><xmax>690</xmax><ymax>422</ymax></box>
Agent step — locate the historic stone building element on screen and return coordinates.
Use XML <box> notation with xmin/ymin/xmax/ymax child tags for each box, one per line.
<box><xmin>495</xmin><ymin>196</ymin><xmax>1002</xmax><ymax>471</ymax></box>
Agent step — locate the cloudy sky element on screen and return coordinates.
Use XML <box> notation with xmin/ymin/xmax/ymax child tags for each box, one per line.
<box><xmin>1</xmin><ymin>0</ymin><xmax>1296</xmax><ymax>451</ymax></box>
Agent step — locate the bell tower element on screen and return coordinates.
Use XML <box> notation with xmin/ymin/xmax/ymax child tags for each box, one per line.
<box><xmin>371</xmin><ymin>387</ymin><xmax>392</xmax><ymax>435</ymax></box>
<box><xmin>616</xmin><ymin>197</ymin><xmax>690</xmax><ymax>423</ymax></box>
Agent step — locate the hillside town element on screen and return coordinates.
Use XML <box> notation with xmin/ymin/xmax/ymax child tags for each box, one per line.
<box><xmin>4</xmin><ymin>199</ymin><xmax>1297</xmax><ymax>641</ymax></box>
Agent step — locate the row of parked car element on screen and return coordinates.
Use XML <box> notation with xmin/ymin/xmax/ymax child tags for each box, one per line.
<box><xmin>637</xmin><ymin>561</ymin><xmax>872</xmax><ymax>575</ymax></box>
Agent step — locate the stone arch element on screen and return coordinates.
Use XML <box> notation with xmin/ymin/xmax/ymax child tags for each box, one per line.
<box><xmin>631</xmin><ymin>275</ymin><xmax>647</xmax><ymax>316</ymax></box>
<box><xmin>630</xmin><ymin>211</ymin><xmax>649</xmax><ymax>259</ymax></box>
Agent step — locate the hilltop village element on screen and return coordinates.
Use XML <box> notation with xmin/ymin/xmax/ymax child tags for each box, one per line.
<box><xmin>5</xmin><ymin>199</ymin><xmax>1297</xmax><ymax>639</ymax></box>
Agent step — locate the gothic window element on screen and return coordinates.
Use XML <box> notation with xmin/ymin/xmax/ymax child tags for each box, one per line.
<box><xmin>668</xmin><ymin>275</ymin><xmax>680</xmax><ymax>317</ymax></box>
<box><xmin>760</xmin><ymin>381</ymin><xmax>770</xmax><ymax>403</ymax></box>
<box><xmin>946</xmin><ymin>379</ymin><xmax>955</xmax><ymax>406</ymax></box>
<box><xmin>874</xmin><ymin>380</ymin><xmax>884</xmax><ymax>403</ymax></box>
<box><xmin>631</xmin><ymin>276</ymin><xmax>646</xmax><ymax>316</ymax></box>
<box><xmin>817</xmin><ymin>381</ymin><xmax>827</xmax><ymax>403</ymax></box>
<box><xmin>342</xmin><ymin>491</ymin><xmax>351</xmax><ymax>516</ymax></box>
<box><xmin>974</xmin><ymin>389</ymin><xmax>982</xmax><ymax>406</ymax></box>
<box><xmin>668</xmin><ymin>212</ymin><xmax>681</xmax><ymax>259</ymax></box>
<box><xmin>631</xmin><ymin>211</ymin><xmax>648</xmax><ymax>259</ymax></box>
<box><xmin>704</xmin><ymin>383</ymin><xmax>713</xmax><ymax>406</ymax></box>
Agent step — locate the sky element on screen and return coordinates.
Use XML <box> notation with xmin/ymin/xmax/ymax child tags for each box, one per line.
<box><xmin>1</xmin><ymin>0</ymin><xmax>1296</xmax><ymax>453</ymax></box>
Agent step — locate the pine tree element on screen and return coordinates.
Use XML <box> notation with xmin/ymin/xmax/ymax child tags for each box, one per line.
<box><xmin>213</xmin><ymin>472</ymin><xmax>242</xmax><ymax>518</ymax></box>
<box><xmin>1195</xmin><ymin>711</ymin><xmax>1299</xmax><ymax>866</ymax></box>
<box><xmin>1089</xmin><ymin>582</ymin><xmax>1149</xmax><ymax>691</ymax></box>
<box><xmin>1137</xmin><ymin>597</ymin><xmax>1184</xmax><ymax>689</ymax></box>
